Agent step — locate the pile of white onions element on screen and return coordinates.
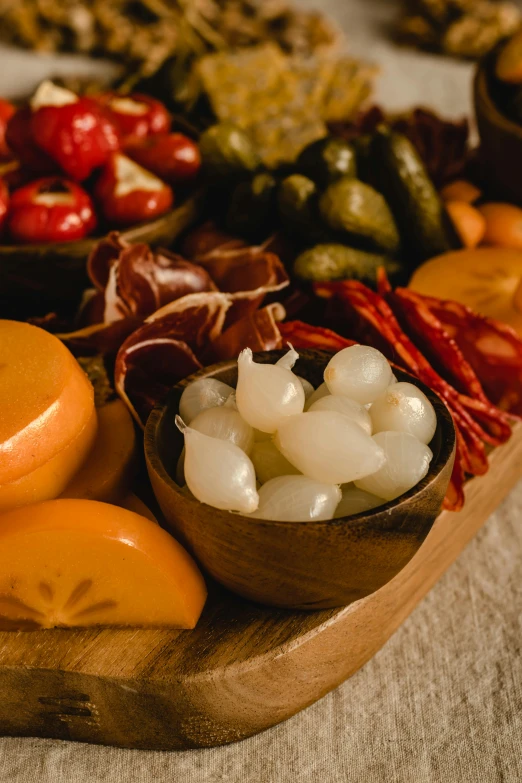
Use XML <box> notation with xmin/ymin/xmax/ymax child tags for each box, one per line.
<box><xmin>175</xmin><ymin>344</ymin><xmax>437</xmax><ymax>521</ymax></box>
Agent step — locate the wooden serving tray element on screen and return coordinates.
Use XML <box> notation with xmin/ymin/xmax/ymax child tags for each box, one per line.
<box><xmin>0</xmin><ymin>424</ymin><xmax>520</xmax><ymax>751</ymax></box>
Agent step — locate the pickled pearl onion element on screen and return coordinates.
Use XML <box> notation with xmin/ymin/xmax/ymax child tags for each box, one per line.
<box><xmin>179</xmin><ymin>378</ymin><xmax>234</xmax><ymax>424</ymax></box>
<box><xmin>308</xmin><ymin>394</ymin><xmax>372</xmax><ymax>435</ymax></box>
<box><xmin>354</xmin><ymin>431</ymin><xmax>433</xmax><ymax>501</ymax></box>
<box><xmin>274</xmin><ymin>411</ymin><xmax>385</xmax><ymax>484</ymax></box>
<box><xmin>276</xmin><ymin>343</ymin><xmax>314</xmax><ymax>400</ymax></box>
<box><xmin>190</xmin><ymin>406</ymin><xmax>254</xmax><ymax>454</ymax></box>
<box><xmin>369</xmin><ymin>382</ymin><xmax>436</xmax><ymax>444</ymax></box>
<box><xmin>250</xmin><ymin>439</ymin><xmax>301</xmax><ymax>484</ymax></box>
<box><xmin>235</xmin><ymin>347</ymin><xmax>305</xmax><ymax>433</ymax></box>
<box><xmin>296</xmin><ymin>376</ymin><xmax>314</xmax><ymax>401</ymax></box>
<box><xmin>275</xmin><ymin>343</ymin><xmax>299</xmax><ymax>370</ymax></box>
<box><xmin>324</xmin><ymin>345</ymin><xmax>392</xmax><ymax>404</ymax></box>
<box><xmin>304</xmin><ymin>381</ymin><xmax>329</xmax><ymax>410</ymax></box>
<box><xmin>249</xmin><ymin>475</ymin><xmax>341</xmax><ymax>521</ymax></box>
<box><xmin>333</xmin><ymin>484</ymin><xmax>383</xmax><ymax>518</ymax></box>
<box><xmin>175</xmin><ymin>415</ymin><xmax>259</xmax><ymax>513</ymax></box>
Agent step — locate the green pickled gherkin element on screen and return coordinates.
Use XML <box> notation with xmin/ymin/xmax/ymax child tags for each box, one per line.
<box><xmin>226</xmin><ymin>172</ymin><xmax>278</xmax><ymax>240</ymax></box>
<box><xmin>293</xmin><ymin>243</ymin><xmax>405</xmax><ymax>286</ymax></box>
<box><xmin>296</xmin><ymin>136</ymin><xmax>357</xmax><ymax>187</ymax></box>
<box><xmin>369</xmin><ymin>127</ymin><xmax>460</xmax><ymax>265</ymax></box>
<box><xmin>319</xmin><ymin>177</ymin><xmax>401</xmax><ymax>254</ymax></box>
<box><xmin>277</xmin><ymin>174</ymin><xmax>329</xmax><ymax>242</ymax></box>
<box><xmin>199</xmin><ymin>122</ymin><xmax>261</xmax><ymax>180</ymax></box>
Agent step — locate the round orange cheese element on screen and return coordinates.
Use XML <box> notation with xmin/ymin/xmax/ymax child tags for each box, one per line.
<box><xmin>0</xmin><ymin>320</ymin><xmax>96</xmax><ymax>503</ymax></box>
<box><xmin>0</xmin><ymin>408</ymin><xmax>97</xmax><ymax>513</ymax></box>
<box><xmin>0</xmin><ymin>499</ymin><xmax>207</xmax><ymax>629</ymax></box>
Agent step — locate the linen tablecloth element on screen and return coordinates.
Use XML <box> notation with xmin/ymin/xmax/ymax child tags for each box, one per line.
<box><xmin>1</xmin><ymin>1</ymin><xmax>521</xmax><ymax>780</ymax></box>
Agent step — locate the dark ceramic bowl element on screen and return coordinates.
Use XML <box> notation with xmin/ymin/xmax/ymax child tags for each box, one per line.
<box><xmin>0</xmin><ymin>191</ymin><xmax>203</xmax><ymax>318</ymax></box>
<box><xmin>145</xmin><ymin>349</ymin><xmax>456</xmax><ymax>610</ymax></box>
<box><xmin>474</xmin><ymin>51</ymin><xmax>522</xmax><ymax>204</ymax></box>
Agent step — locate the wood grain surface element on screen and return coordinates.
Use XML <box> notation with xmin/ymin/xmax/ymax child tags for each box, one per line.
<box><xmin>0</xmin><ymin>422</ymin><xmax>519</xmax><ymax>750</ymax></box>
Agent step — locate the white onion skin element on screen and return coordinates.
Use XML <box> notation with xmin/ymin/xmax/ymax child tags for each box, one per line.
<box><xmin>275</xmin><ymin>344</ymin><xmax>299</xmax><ymax>370</ymax></box>
<box><xmin>333</xmin><ymin>484</ymin><xmax>383</xmax><ymax>518</ymax></box>
<box><xmin>190</xmin><ymin>407</ymin><xmax>254</xmax><ymax>454</ymax></box>
<box><xmin>354</xmin><ymin>431</ymin><xmax>433</xmax><ymax>501</ymax></box>
<box><xmin>235</xmin><ymin>348</ymin><xmax>305</xmax><ymax>433</ymax></box>
<box><xmin>274</xmin><ymin>411</ymin><xmax>385</xmax><ymax>484</ymax></box>
<box><xmin>304</xmin><ymin>381</ymin><xmax>330</xmax><ymax>410</ymax></box>
<box><xmin>176</xmin><ymin>416</ymin><xmax>259</xmax><ymax>513</ymax></box>
<box><xmin>275</xmin><ymin>347</ymin><xmax>315</xmax><ymax>401</ymax></box>
<box><xmin>369</xmin><ymin>382</ymin><xmax>437</xmax><ymax>444</ymax></box>
<box><xmin>249</xmin><ymin>476</ymin><xmax>341</xmax><ymax>521</ymax></box>
<box><xmin>297</xmin><ymin>376</ymin><xmax>314</xmax><ymax>401</ymax></box>
<box><xmin>308</xmin><ymin>394</ymin><xmax>372</xmax><ymax>434</ymax></box>
<box><xmin>324</xmin><ymin>345</ymin><xmax>392</xmax><ymax>404</ymax></box>
<box><xmin>250</xmin><ymin>439</ymin><xmax>301</xmax><ymax>484</ymax></box>
<box><xmin>179</xmin><ymin>379</ymin><xmax>234</xmax><ymax>424</ymax></box>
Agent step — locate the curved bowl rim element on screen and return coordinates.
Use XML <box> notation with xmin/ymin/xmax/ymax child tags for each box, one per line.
<box><xmin>474</xmin><ymin>54</ymin><xmax>522</xmax><ymax>140</ymax></box>
<box><xmin>145</xmin><ymin>349</ymin><xmax>456</xmax><ymax>531</ymax></box>
<box><xmin>0</xmin><ymin>207</ymin><xmax>179</xmax><ymax>255</ymax></box>
<box><xmin>0</xmin><ymin>189</ymin><xmax>204</xmax><ymax>256</ymax></box>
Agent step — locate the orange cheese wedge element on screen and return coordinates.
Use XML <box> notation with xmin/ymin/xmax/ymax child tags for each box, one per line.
<box><xmin>0</xmin><ymin>321</ymin><xmax>96</xmax><ymax>508</ymax></box>
<box><xmin>0</xmin><ymin>499</ymin><xmax>207</xmax><ymax>630</ymax></box>
<box><xmin>61</xmin><ymin>400</ymin><xmax>137</xmax><ymax>503</ymax></box>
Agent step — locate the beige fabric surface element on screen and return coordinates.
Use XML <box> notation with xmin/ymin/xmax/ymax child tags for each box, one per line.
<box><xmin>1</xmin><ymin>1</ymin><xmax>521</xmax><ymax>780</ymax></box>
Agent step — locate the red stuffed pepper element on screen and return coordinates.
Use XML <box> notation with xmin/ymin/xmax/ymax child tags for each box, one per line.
<box><xmin>125</xmin><ymin>133</ymin><xmax>200</xmax><ymax>184</ymax></box>
<box><xmin>95</xmin><ymin>153</ymin><xmax>173</xmax><ymax>226</ymax></box>
<box><xmin>5</xmin><ymin>107</ymin><xmax>58</xmax><ymax>175</ymax></box>
<box><xmin>95</xmin><ymin>93</ymin><xmax>170</xmax><ymax>142</ymax></box>
<box><xmin>0</xmin><ymin>98</ymin><xmax>15</xmax><ymax>159</ymax></box>
<box><xmin>30</xmin><ymin>81</ymin><xmax>120</xmax><ymax>181</ymax></box>
<box><xmin>8</xmin><ymin>177</ymin><xmax>97</xmax><ymax>244</ymax></box>
<box><xmin>0</xmin><ymin>178</ymin><xmax>9</xmax><ymax>235</ymax></box>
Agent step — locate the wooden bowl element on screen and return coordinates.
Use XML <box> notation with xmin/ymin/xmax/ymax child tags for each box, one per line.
<box><xmin>145</xmin><ymin>349</ymin><xmax>456</xmax><ymax>610</ymax></box>
<box><xmin>0</xmin><ymin>190</ymin><xmax>203</xmax><ymax>318</ymax></box>
<box><xmin>474</xmin><ymin>52</ymin><xmax>522</xmax><ymax>204</ymax></box>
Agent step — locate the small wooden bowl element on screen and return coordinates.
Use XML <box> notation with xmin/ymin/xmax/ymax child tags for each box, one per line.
<box><xmin>474</xmin><ymin>52</ymin><xmax>522</xmax><ymax>204</ymax></box>
<box><xmin>145</xmin><ymin>349</ymin><xmax>456</xmax><ymax>610</ymax></box>
<box><xmin>0</xmin><ymin>191</ymin><xmax>203</xmax><ymax>317</ymax></box>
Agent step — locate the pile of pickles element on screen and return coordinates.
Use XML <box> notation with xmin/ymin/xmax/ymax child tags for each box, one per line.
<box><xmin>198</xmin><ymin>120</ymin><xmax>461</xmax><ymax>286</ymax></box>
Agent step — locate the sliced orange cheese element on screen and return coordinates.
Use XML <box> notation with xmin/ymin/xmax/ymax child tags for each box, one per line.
<box><xmin>0</xmin><ymin>499</ymin><xmax>207</xmax><ymax>629</ymax></box>
<box><xmin>0</xmin><ymin>320</ymin><xmax>95</xmax><ymax>486</ymax></box>
<box><xmin>0</xmin><ymin>408</ymin><xmax>97</xmax><ymax>513</ymax></box>
<box><xmin>61</xmin><ymin>400</ymin><xmax>137</xmax><ymax>503</ymax></box>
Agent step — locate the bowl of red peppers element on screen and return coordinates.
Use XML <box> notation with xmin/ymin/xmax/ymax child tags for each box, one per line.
<box><xmin>0</xmin><ymin>81</ymin><xmax>203</xmax><ymax>314</ymax></box>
